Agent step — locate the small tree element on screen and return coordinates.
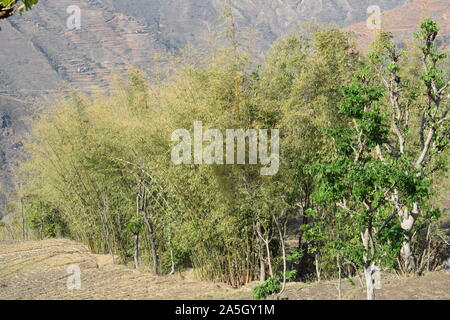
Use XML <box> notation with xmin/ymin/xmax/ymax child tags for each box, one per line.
<box><xmin>313</xmin><ymin>19</ymin><xmax>449</xmax><ymax>299</ymax></box>
<box><xmin>313</xmin><ymin>70</ymin><xmax>408</xmax><ymax>300</ymax></box>
<box><xmin>369</xmin><ymin>19</ymin><xmax>449</xmax><ymax>273</ymax></box>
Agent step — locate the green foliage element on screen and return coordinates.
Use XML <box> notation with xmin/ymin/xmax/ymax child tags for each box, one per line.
<box><xmin>13</xmin><ymin>17</ymin><xmax>448</xmax><ymax>289</ymax></box>
<box><xmin>310</xmin><ymin>18</ymin><xmax>448</xmax><ymax>281</ymax></box>
<box><xmin>0</xmin><ymin>0</ymin><xmax>38</xmax><ymax>16</ymax></box>
<box><xmin>252</xmin><ymin>277</ymin><xmax>281</xmax><ymax>300</ymax></box>
<box><xmin>0</xmin><ymin>0</ymin><xmax>37</xmax><ymax>9</ymax></box>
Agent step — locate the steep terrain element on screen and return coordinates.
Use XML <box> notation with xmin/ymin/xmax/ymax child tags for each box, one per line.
<box><xmin>0</xmin><ymin>0</ymin><xmax>417</xmax><ymax>96</ymax></box>
<box><xmin>0</xmin><ymin>0</ymin><xmax>169</xmax><ymax>215</ymax></box>
<box><xmin>345</xmin><ymin>0</ymin><xmax>450</xmax><ymax>49</ymax></box>
<box><xmin>0</xmin><ymin>239</ymin><xmax>448</xmax><ymax>300</ymax></box>
<box><xmin>0</xmin><ymin>0</ymin><xmax>448</xmax><ymax>216</ymax></box>
<box><xmin>103</xmin><ymin>0</ymin><xmax>412</xmax><ymax>50</ymax></box>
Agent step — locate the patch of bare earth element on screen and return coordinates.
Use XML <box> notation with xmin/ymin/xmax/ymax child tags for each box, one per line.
<box><xmin>0</xmin><ymin>239</ymin><xmax>233</xmax><ymax>300</ymax></box>
<box><xmin>274</xmin><ymin>270</ymin><xmax>449</xmax><ymax>300</ymax></box>
<box><xmin>0</xmin><ymin>239</ymin><xmax>448</xmax><ymax>300</ymax></box>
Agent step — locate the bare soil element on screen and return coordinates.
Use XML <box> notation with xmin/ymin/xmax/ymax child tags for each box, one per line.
<box><xmin>0</xmin><ymin>239</ymin><xmax>448</xmax><ymax>300</ymax></box>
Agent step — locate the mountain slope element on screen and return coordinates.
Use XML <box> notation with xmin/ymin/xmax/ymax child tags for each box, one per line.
<box><xmin>103</xmin><ymin>0</ymin><xmax>411</xmax><ymax>49</ymax></box>
<box><xmin>0</xmin><ymin>0</ymin><xmax>416</xmax><ymax>96</ymax></box>
<box><xmin>0</xmin><ymin>0</ymin><xmax>448</xmax><ymax>216</ymax></box>
<box><xmin>345</xmin><ymin>0</ymin><xmax>450</xmax><ymax>49</ymax></box>
<box><xmin>0</xmin><ymin>239</ymin><xmax>448</xmax><ymax>300</ymax></box>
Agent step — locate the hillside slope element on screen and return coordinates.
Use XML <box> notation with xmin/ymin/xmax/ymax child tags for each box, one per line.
<box><xmin>0</xmin><ymin>0</ymin><xmax>448</xmax><ymax>216</ymax></box>
<box><xmin>1</xmin><ymin>0</ymin><xmax>416</xmax><ymax>96</ymax></box>
<box><xmin>345</xmin><ymin>0</ymin><xmax>450</xmax><ymax>49</ymax></box>
<box><xmin>0</xmin><ymin>239</ymin><xmax>449</xmax><ymax>300</ymax></box>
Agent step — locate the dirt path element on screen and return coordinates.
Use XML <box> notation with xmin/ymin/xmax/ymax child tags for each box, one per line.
<box><xmin>0</xmin><ymin>239</ymin><xmax>448</xmax><ymax>300</ymax></box>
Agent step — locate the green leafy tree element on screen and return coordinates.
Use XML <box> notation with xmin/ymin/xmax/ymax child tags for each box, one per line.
<box><xmin>313</xmin><ymin>69</ymin><xmax>406</xmax><ymax>300</ymax></box>
<box><xmin>368</xmin><ymin>19</ymin><xmax>449</xmax><ymax>274</ymax></box>
<box><xmin>312</xmin><ymin>19</ymin><xmax>449</xmax><ymax>299</ymax></box>
<box><xmin>255</xmin><ymin>26</ymin><xmax>357</xmax><ymax>282</ymax></box>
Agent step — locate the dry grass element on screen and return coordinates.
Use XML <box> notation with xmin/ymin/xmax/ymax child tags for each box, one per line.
<box><xmin>0</xmin><ymin>239</ymin><xmax>448</xmax><ymax>300</ymax></box>
<box><xmin>0</xmin><ymin>239</ymin><xmax>234</xmax><ymax>300</ymax></box>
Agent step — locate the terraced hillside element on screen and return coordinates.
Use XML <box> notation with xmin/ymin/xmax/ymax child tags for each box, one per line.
<box><xmin>345</xmin><ymin>0</ymin><xmax>450</xmax><ymax>49</ymax></box>
<box><xmin>0</xmin><ymin>0</ymin><xmax>166</xmax><ymax>96</ymax></box>
<box><xmin>1</xmin><ymin>0</ymin><xmax>419</xmax><ymax>97</ymax></box>
<box><xmin>0</xmin><ymin>239</ymin><xmax>449</xmax><ymax>300</ymax></box>
<box><xmin>0</xmin><ymin>239</ymin><xmax>236</xmax><ymax>300</ymax></box>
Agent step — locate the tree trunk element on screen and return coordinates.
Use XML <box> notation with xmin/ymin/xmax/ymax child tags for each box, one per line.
<box><xmin>400</xmin><ymin>238</ymin><xmax>416</xmax><ymax>273</ymax></box>
<box><xmin>399</xmin><ymin>203</ymin><xmax>419</xmax><ymax>273</ymax></box>
<box><xmin>363</xmin><ymin>264</ymin><xmax>376</xmax><ymax>300</ymax></box>
<box><xmin>393</xmin><ymin>192</ymin><xmax>419</xmax><ymax>274</ymax></box>
<box><xmin>21</xmin><ymin>198</ymin><xmax>26</xmax><ymax>241</ymax></box>
<box><xmin>39</xmin><ymin>216</ymin><xmax>44</xmax><ymax>240</ymax></box>
<box><xmin>100</xmin><ymin>206</ymin><xmax>114</xmax><ymax>263</ymax></box>
<box><xmin>274</xmin><ymin>213</ymin><xmax>287</xmax><ymax>299</ymax></box>
<box><xmin>5</xmin><ymin>223</ymin><xmax>13</xmax><ymax>239</ymax></box>
<box><xmin>138</xmin><ymin>178</ymin><xmax>159</xmax><ymax>275</ymax></box>
<box><xmin>255</xmin><ymin>223</ymin><xmax>273</xmax><ymax>278</ymax></box>
<box><xmin>279</xmin><ymin>233</ymin><xmax>287</xmax><ymax>299</ymax></box>
<box><xmin>169</xmin><ymin>247</ymin><xmax>175</xmax><ymax>275</ymax></box>
<box><xmin>315</xmin><ymin>254</ymin><xmax>321</xmax><ymax>282</ymax></box>
<box><xmin>297</xmin><ymin>202</ymin><xmax>312</xmax><ymax>281</ymax></box>
<box><xmin>133</xmin><ymin>232</ymin><xmax>139</xmax><ymax>269</ymax></box>
<box><xmin>337</xmin><ymin>254</ymin><xmax>342</xmax><ymax>300</ymax></box>
<box><xmin>256</xmin><ymin>224</ymin><xmax>266</xmax><ymax>282</ymax></box>
<box><xmin>143</xmin><ymin>214</ymin><xmax>159</xmax><ymax>275</ymax></box>
<box><xmin>259</xmin><ymin>252</ymin><xmax>266</xmax><ymax>282</ymax></box>
<box><xmin>361</xmin><ymin>224</ymin><xmax>379</xmax><ymax>300</ymax></box>
<box><xmin>265</xmin><ymin>237</ymin><xmax>273</xmax><ymax>278</ymax></box>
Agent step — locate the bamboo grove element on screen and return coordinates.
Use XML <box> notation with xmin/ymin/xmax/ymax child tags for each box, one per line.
<box><xmin>2</xmin><ymin>19</ymin><xmax>449</xmax><ymax>299</ymax></box>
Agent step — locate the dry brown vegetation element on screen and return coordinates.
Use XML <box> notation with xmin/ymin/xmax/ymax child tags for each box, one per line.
<box><xmin>0</xmin><ymin>239</ymin><xmax>448</xmax><ymax>300</ymax></box>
